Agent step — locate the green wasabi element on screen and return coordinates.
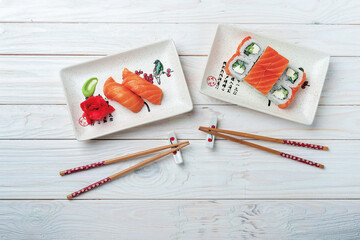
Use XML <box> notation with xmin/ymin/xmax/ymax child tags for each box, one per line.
<box><xmin>82</xmin><ymin>77</ymin><xmax>98</xmax><ymax>97</ymax></box>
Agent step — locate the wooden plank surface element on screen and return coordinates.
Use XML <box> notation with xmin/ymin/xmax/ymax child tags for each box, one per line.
<box><xmin>0</xmin><ymin>200</ymin><xmax>359</xmax><ymax>239</ymax></box>
<box><xmin>1</xmin><ymin>0</ymin><xmax>360</xmax><ymax>24</ymax></box>
<box><xmin>1</xmin><ymin>23</ymin><xmax>360</xmax><ymax>56</ymax></box>
<box><xmin>0</xmin><ymin>140</ymin><xmax>358</xmax><ymax>199</ymax></box>
<box><xmin>1</xmin><ymin>105</ymin><xmax>359</xmax><ymax>140</ymax></box>
<box><xmin>0</xmin><ymin>55</ymin><xmax>359</xmax><ymax>105</ymax></box>
<box><xmin>1</xmin><ymin>0</ymin><xmax>360</xmax><ymax>237</ymax></box>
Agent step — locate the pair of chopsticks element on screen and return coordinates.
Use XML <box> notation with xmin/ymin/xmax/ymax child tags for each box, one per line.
<box><xmin>61</xmin><ymin>141</ymin><xmax>190</xmax><ymax>199</ymax></box>
<box><xmin>199</xmin><ymin>127</ymin><xmax>327</xmax><ymax>169</ymax></box>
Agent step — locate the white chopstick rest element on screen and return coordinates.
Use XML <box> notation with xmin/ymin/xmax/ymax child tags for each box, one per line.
<box><xmin>205</xmin><ymin>117</ymin><xmax>218</xmax><ymax>148</ymax></box>
<box><xmin>168</xmin><ymin>132</ymin><xmax>183</xmax><ymax>164</ymax></box>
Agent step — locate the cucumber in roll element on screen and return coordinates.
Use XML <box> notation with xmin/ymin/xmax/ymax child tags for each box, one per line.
<box><xmin>280</xmin><ymin>65</ymin><xmax>304</xmax><ymax>89</ymax></box>
<box><xmin>239</xmin><ymin>39</ymin><xmax>264</xmax><ymax>63</ymax></box>
<box><xmin>228</xmin><ymin>55</ymin><xmax>253</xmax><ymax>80</ymax></box>
<box><xmin>272</xmin><ymin>87</ymin><xmax>289</xmax><ymax>100</ymax></box>
<box><xmin>244</xmin><ymin>43</ymin><xmax>261</xmax><ymax>56</ymax></box>
<box><xmin>266</xmin><ymin>83</ymin><xmax>293</xmax><ymax>106</ymax></box>
<box><xmin>286</xmin><ymin>68</ymin><xmax>299</xmax><ymax>83</ymax></box>
<box><xmin>232</xmin><ymin>60</ymin><xmax>246</xmax><ymax>74</ymax></box>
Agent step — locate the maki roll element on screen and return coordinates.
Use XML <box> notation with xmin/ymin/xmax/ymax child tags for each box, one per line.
<box><xmin>267</xmin><ymin>68</ymin><xmax>306</xmax><ymax>108</ymax></box>
<box><xmin>280</xmin><ymin>65</ymin><xmax>305</xmax><ymax>90</ymax></box>
<box><xmin>266</xmin><ymin>83</ymin><xmax>293</xmax><ymax>108</ymax></box>
<box><xmin>239</xmin><ymin>39</ymin><xmax>264</xmax><ymax>62</ymax></box>
<box><xmin>225</xmin><ymin>36</ymin><xmax>252</xmax><ymax>76</ymax></box>
<box><xmin>227</xmin><ymin>55</ymin><xmax>254</xmax><ymax>80</ymax></box>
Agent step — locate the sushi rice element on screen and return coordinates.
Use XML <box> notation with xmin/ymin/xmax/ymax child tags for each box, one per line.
<box><xmin>239</xmin><ymin>39</ymin><xmax>265</xmax><ymax>62</ymax></box>
<box><xmin>228</xmin><ymin>55</ymin><xmax>254</xmax><ymax>80</ymax></box>
<box><xmin>280</xmin><ymin>65</ymin><xmax>304</xmax><ymax>89</ymax></box>
<box><xmin>266</xmin><ymin>66</ymin><xmax>305</xmax><ymax>107</ymax></box>
<box><xmin>266</xmin><ymin>82</ymin><xmax>293</xmax><ymax>106</ymax></box>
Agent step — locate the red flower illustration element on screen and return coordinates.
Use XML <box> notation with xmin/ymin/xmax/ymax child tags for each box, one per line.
<box><xmin>80</xmin><ymin>96</ymin><xmax>115</xmax><ymax>124</ymax></box>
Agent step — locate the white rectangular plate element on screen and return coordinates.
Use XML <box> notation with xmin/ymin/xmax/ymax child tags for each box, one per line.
<box><xmin>61</xmin><ymin>40</ymin><xmax>193</xmax><ymax>140</ymax></box>
<box><xmin>200</xmin><ymin>24</ymin><xmax>330</xmax><ymax>125</ymax></box>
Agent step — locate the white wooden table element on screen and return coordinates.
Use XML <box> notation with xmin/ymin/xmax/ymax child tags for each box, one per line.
<box><xmin>1</xmin><ymin>1</ymin><xmax>360</xmax><ymax>239</ymax></box>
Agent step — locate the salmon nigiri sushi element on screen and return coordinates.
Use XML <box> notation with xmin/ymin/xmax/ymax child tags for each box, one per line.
<box><xmin>122</xmin><ymin>68</ymin><xmax>163</xmax><ymax>105</ymax></box>
<box><xmin>103</xmin><ymin>77</ymin><xmax>144</xmax><ymax>113</ymax></box>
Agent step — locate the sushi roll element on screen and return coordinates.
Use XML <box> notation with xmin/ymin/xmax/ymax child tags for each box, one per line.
<box><xmin>225</xmin><ymin>36</ymin><xmax>252</xmax><ymax>75</ymax></box>
<box><xmin>266</xmin><ymin>83</ymin><xmax>293</xmax><ymax>107</ymax></box>
<box><xmin>239</xmin><ymin>39</ymin><xmax>265</xmax><ymax>62</ymax></box>
<box><xmin>280</xmin><ymin>65</ymin><xmax>304</xmax><ymax>90</ymax></box>
<box><xmin>227</xmin><ymin>55</ymin><xmax>254</xmax><ymax>80</ymax></box>
<box><xmin>266</xmin><ymin>68</ymin><xmax>306</xmax><ymax>108</ymax></box>
<box><xmin>225</xmin><ymin>36</ymin><xmax>306</xmax><ymax>109</ymax></box>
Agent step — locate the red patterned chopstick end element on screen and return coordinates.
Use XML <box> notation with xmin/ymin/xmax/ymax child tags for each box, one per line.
<box><xmin>68</xmin><ymin>177</ymin><xmax>111</xmax><ymax>199</ymax></box>
<box><xmin>62</xmin><ymin>161</ymin><xmax>106</xmax><ymax>175</ymax></box>
<box><xmin>283</xmin><ymin>140</ymin><xmax>326</xmax><ymax>150</ymax></box>
<box><xmin>280</xmin><ymin>152</ymin><xmax>323</xmax><ymax>169</ymax></box>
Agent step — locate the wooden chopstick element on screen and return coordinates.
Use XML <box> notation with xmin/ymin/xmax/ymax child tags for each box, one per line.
<box><xmin>199</xmin><ymin>126</ymin><xmax>329</xmax><ymax>151</ymax></box>
<box><xmin>199</xmin><ymin>128</ymin><xmax>324</xmax><ymax>169</ymax></box>
<box><xmin>60</xmin><ymin>141</ymin><xmax>189</xmax><ymax>176</ymax></box>
<box><xmin>67</xmin><ymin>142</ymin><xmax>190</xmax><ymax>199</ymax></box>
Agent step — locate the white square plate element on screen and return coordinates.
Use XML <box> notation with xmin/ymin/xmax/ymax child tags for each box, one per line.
<box><xmin>61</xmin><ymin>40</ymin><xmax>193</xmax><ymax>140</ymax></box>
<box><xmin>200</xmin><ymin>24</ymin><xmax>330</xmax><ymax>125</ymax></box>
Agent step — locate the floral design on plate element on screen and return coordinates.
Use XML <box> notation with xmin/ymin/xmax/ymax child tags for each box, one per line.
<box><xmin>134</xmin><ymin>59</ymin><xmax>173</xmax><ymax>85</ymax></box>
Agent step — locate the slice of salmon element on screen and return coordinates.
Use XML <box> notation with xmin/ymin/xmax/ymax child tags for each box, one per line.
<box><xmin>225</xmin><ymin>36</ymin><xmax>252</xmax><ymax>75</ymax></box>
<box><xmin>122</xmin><ymin>68</ymin><xmax>163</xmax><ymax>105</ymax></box>
<box><xmin>255</xmin><ymin>57</ymin><xmax>289</xmax><ymax>95</ymax></box>
<box><xmin>244</xmin><ymin>46</ymin><xmax>289</xmax><ymax>95</ymax></box>
<box><xmin>103</xmin><ymin>77</ymin><xmax>144</xmax><ymax>113</ymax></box>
